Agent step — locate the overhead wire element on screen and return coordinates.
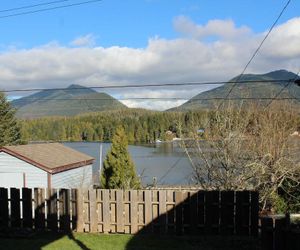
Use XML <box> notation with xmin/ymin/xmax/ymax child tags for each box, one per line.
<box><xmin>0</xmin><ymin>0</ymin><xmax>71</xmax><ymax>13</ymax></box>
<box><xmin>0</xmin><ymin>79</ymin><xmax>293</xmax><ymax>93</ymax></box>
<box><xmin>0</xmin><ymin>0</ymin><xmax>101</xmax><ymax>19</ymax></box>
<box><xmin>215</xmin><ymin>0</ymin><xmax>291</xmax><ymax>110</ymax></box>
<box><xmin>265</xmin><ymin>69</ymin><xmax>300</xmax><ymax>108</ymax></box>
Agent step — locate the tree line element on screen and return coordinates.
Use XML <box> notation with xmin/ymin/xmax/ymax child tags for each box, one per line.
<box><xmin>20</xmin><ymin>109</ymin><xmax>208</xmax><ymax>143</ymax></box>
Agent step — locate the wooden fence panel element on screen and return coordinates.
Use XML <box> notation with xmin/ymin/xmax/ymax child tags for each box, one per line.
<box><xmin>47</xmin><ymin>189</ymin><xmax>58</xmax><ymax>231</ymax></box>
<box><xmin>10</xmin><ymin>188</ymin><xmax>21</xmax><ymax>228</ymax></box>
<box><xmin>0</xmin><ymin>188</ymin><xmax>9</xmax><ymax>229</ymax></box>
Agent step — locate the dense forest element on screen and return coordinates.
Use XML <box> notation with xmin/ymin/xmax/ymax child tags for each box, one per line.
<box><xmin>20</xmin><ymin>109</ymin><xmax>208</xmax><ymax>143</ymax></box>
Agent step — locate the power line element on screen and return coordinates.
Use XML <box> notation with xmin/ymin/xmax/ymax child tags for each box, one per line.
<box><xmin>0</xmin><ymin>79</ymin><xmax>293</xmax><ymax>93</ymax></box>
<box><xmin>0</xmin><ymin>0</ymin><xmax>71</xmax><ymax>13</ymax></box>
<box><xmin>157</xmin><ymin>157</ymin><xmax>182</xmax><ymax>185</ymax></box>
<box><xmin>265</xmin><ymin>70</ymin><xmax>300</xmax><ymax>108</ymax></box>
<box><xmin>216</xmin><ymin>0</ymin><xmax>291</xmax><ymax>109</ymax></box>
<box><xmin>10</xmin><ymin>97</ymin><xmax>299</xmax><ymax>101</ymax></box>
<box><xmin>0</xmin><ymin>0</ymin><xmax>101</xmax><ymax>19</ymax></box>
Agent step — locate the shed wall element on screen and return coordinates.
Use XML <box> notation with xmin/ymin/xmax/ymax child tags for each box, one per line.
<box><xmin>0</xmin><ymin>152</ymin><xmax>47</xmax><ymax>188</ymax></box>
<box><xmin>51</xmin><ymin>164</ymin><xmax>93</xmax><ymax>188</ymax></box>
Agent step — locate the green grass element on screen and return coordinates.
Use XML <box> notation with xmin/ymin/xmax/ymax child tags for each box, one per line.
<box><xmin>0</xmin><ymin>232</ymin><xmax>260</xmax><ymax>250</ymax></box>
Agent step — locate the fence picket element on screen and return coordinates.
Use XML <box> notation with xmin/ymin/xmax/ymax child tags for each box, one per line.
<box><xmin>158</xmin><ymin>190</ymin><xmax>167</xmax><ymax>234</ymax></box>
<box><xmin>130</xmin><ymin>190</ymin><xmax>138</xmax><ymax>234</ymax></box>
<box><xmin>0</xmin><ymin>188</ymin><xmax>9</xmax><ymax>229</ymax></box>
<box><xmin>116</xmin><ymin>190</ymin><xmax>124</xmax><ymax>233</ymax></box>
<box><xmin>10</xmin><ymin>188</ymin><xmax>21</xmax><ymax>228</ymax></box>
<box><xmin>89</xmin><ymin>189</ymin><xmax>98</xmax><ymax>232</ymax></box>
<box><xmin>34</xmin><ymin>188</ymin><xmax>45</xmax><ymax>229</ymax></box>
<box><xmin>102</xmin><ymin>189</ymin><xmax>110</xmax><ymax>233</ymax></box>
<box><xmin>22</xmin><ymin>188</ymin><xmax>33</xmax><ymax>228</ymax></box>
<box><xmin>175</xmin><ymin>191</ymin><xmax>183</xmax><ymax>235</ymax></box>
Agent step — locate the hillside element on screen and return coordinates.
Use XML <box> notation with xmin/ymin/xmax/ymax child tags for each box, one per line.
<box><xmin>174</xmin><ymin>70</ymin><xmax>300</xmax><ymax>110</ymax></box>
<box><xmin>12</xmin><ymin>84</ymin><xmax>127</xmax><ymax>118</ymax></box>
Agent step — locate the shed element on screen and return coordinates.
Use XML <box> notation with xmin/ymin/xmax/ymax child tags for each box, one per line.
<box><xmin>0</xmin><ymin>143</ymin><xmax>94</xmax><ymax>189</ymax></box>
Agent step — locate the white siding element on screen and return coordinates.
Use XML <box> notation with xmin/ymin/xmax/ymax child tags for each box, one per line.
<box><xmin>0</xmin><ymin>152</ymin><xmax>47</xmax><ymax>188</ymax></box>
<box><xmin>51</xmin><ymin>164</ymin><xmax>93</xmax><ymax>188</ymax></box>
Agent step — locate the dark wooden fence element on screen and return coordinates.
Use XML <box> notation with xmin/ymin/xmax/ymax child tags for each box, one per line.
<box><xmin>261</xmin><ymin>214</ymin><xmax>300</xmax><ymax>250</ymax></box>
<box><xmin>0</xmin><ymin>188</ymin><xmax>258</xmax><ymax>236</ymax></box>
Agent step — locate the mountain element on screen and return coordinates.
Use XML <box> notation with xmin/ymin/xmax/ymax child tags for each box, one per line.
<box><xmin>12</xmin><ymin>84</ymin><xmax>127</xmax><ymax>118</ymax></box>
<box><xmin>173</xmin><ymin>70</ymin><xmax>300</xmax><ymax>110</ymax></box>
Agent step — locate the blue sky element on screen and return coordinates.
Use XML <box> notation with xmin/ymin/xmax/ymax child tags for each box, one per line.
<box><xmin>0</xmin><ymin>0</ymin><xmax>299</xmax><ymax>110</ymax></box>
<box><xmin>0</xmin><ymin>0</ymin><xmax>298</xmax><ymax>48</ymax></box>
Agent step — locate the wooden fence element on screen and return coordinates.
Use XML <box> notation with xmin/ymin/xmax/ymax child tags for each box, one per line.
<box><xmin>0</xmin><ymin>188</ymin><xmax>258</xmax><ymax>236</ymax></box>
<box><xmin>261</xmin><ymin>214</ymin><xmax>300</xmax><ymax>250</ymax></box>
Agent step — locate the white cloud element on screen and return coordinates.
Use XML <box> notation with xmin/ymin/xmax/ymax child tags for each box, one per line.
<box><xmin>70</xmin><ymin>34</ymin><xmax>96</xmax><ymax>47</ymax></box>
<box><xmin>173</xmin><ymin>16</ymin><xmax>251</xmax><ymax>40</ymax></box>
<box><xmin>1</xmin><ymin>17</ymin><xmax>300</xmax><ymax>110</ymax></box>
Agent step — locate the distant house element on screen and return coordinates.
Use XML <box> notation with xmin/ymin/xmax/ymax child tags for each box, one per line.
<box><xmin>0</xmin><ymin>143</ymin><xmax>94</xmax><ymax>189</ymax></box>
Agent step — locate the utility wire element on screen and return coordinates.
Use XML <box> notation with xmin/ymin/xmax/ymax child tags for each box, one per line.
<box><xmin>215</xmin><ymin>0</ymin><xmax>291</xmax><ymax>109</ymax></box>
<box><xmin>0</xmin><ymin>0</ymin><xmax>101</xmax><ymax>19</ymax></box>
<box><xmin>0</xmin><ymin>0</ymin><xmax>71</xmax><ymax>13</ymax></box>
<box><xmin>0</xmin><ymin>79</ymin><xmax>293</xmax><ymax>93</ymax></box>
<box><xmin>265</xmin><ymin>69</ymin><xmax>300</xmax><ymax>108</ymax></box>
<box><xmin>10</xmin><ymin>97</ymin><xmax>299</xmax><ymax>101</ymax></box>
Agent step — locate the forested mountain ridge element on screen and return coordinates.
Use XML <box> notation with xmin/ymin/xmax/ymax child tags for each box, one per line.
<box><xmin>174</xmin><ymin>69</ymin><xmax>300</xmax><ymax>110</ymax></box>
<box><xmin>12</xmin><ymin>84</ymin><xmax>127</xmax><ymax>118</ymax></box>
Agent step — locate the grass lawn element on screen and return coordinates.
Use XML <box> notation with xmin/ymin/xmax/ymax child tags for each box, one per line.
<box><xmin>0</xmin><ymin>232</ymin><xmax>260</xmax><ymax>250</ymax></box>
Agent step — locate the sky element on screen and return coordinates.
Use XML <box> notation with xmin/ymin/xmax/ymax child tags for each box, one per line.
<box><xmin>0</xmin><ymin>0</ymin><xmax>300</xmax><ymax>110</ymax></box>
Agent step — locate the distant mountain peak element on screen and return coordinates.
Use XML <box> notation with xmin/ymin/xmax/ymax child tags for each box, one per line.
<box><xmin>12</xmin><ymin>84</ymin><xmax>127</xmax><ymax>118</ymax></box>
<box><xmin>67</xmin><ymin>84</ymin><xmax>87</xmax><ymax>89</ymax></box>
<box><xmin>171</xmin><ymin>69</ymin><xmax>300</xmax><ymax>111</ymax></box>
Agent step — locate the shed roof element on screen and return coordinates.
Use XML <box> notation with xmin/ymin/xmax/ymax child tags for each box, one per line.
<box><xmin>0</xmin><ymin>143</ymin><xmax>94</xmax><ymax>174</ymax></box>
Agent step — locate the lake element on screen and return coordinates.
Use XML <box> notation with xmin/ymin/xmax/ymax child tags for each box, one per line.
<box><xmin>63</xmin><ymin>142</ymin><xmax>194</xmax><ymax>186</ymax></box>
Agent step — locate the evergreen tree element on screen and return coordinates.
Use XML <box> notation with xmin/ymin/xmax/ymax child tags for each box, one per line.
<box><xmin>0</xmin><ymin>92</ymin><xmax>21</xmax><ymax>146</ymax></box>
<box><xmin>101</xmin><ymin>126</ymin><xmax>140</xmax><ymax>189</ymax></box>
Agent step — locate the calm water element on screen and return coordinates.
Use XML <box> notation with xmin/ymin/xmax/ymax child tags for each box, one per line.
<box><xmin>63</xmin><ymin>142</ymin><xmax>194</xmax><ymax>186</ymax></box>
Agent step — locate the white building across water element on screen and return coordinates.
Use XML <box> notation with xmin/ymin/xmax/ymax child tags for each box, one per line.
<box><xmin>0</xmin><ymin>143</ymin><xmax>94</xmax><ymax>189</ymax></box>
